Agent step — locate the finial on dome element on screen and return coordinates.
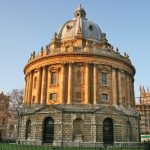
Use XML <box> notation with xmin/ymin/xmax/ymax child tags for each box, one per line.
<box><xmin>74</xmin><ymin>4</ymin><xmax>86</xmax><ymax>18</ymax></box>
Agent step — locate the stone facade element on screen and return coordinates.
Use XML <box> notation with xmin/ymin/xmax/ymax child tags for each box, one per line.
<box><xmin>0</xmin><ymin>92</ymin><xmax>17</xmax><ymax>141</ymax></box>
<box><xmin>136</xmin><ymin>86</ymin><xmax>150</xmax><ymax>142</ymax></box>
<box><xmin>0</xmin><ymin>92</ymin><xmax>9</xmax><ymax>140</ymax></box>
<box><xmin>18</xmin><ymin>5</ymin><xmax>140</xmax><ymax>146</ymax></box>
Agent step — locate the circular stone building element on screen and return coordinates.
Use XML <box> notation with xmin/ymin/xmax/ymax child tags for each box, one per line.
<box><xmin>18</xmin><ymin>5</ymin><xmax>140</xmax><ymax>147</ymax></box>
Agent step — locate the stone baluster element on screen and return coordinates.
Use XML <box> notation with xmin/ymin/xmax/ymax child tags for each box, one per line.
<box><xmin>85</xmin><ymin>63</ymin><xmax>90</xmax><ymax>104</ymax></box>
<box><xmin>41</xmin><ymin>66</ymin><xmax>47</xmax><ymax>104</ymax></box>
<box><xmin>93</xmin><ymin>64</ymin><xmax>97</xmax><ymax>104</ymax></box>
<box><xmin>68</xmin><ymin>63</ymin><xmax>73</xmax><ymax>104</ymax></box>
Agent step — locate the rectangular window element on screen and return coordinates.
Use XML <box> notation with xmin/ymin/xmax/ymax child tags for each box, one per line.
<box><xmin>76</xmin><ymin>92</ymin><xmax>82</xmax><ymax>100</ymax></box>
<box><xmin>101</xmin><ymin>73</ymin><xmax>107</xmax><ymax>85</ymax></box>
<box><xmin>51</xmin><ymin>72</ymin><xmax>57</xmax><ymax>84</ymax></box>
<box><xmin>100</xmin><ymin>94</ymin><xmax>108</xmax><ymax>101</ymax></box>
<box><xmin>49</xmin><ymin>93</ymin><xmax>56</xmax><ymax>100</ymax></box>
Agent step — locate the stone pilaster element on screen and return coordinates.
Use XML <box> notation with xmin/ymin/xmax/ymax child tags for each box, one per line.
<box><xmin>112</xmin><ymin>68</ymin><xmax>117</xmax><ymax>106</ymax></box>
<box><xmin>68</xmin><ymin>63</ymin><xmax>73</xmax><ymax>104</ymax></box>
<box><xmin>41</xmin><ymin>66</ymin><xmax>47</xmax><ymax>104</ymax></box>
<box><xmin>93</xmin><ymin>64</ymin><xmax>97</xmax><ymax>104</ymax></box>
<box><xmin>60</xmin><ymin>64</ymin><xmax>65</xmax><ymax>104</ymax></box>
<box><xmin>37</xmin><ymin>68</ymin><xmax>42</xmax><ymax>104</ymax></box>
<box><xmin>85</xmin><ymin>63</ymin><xmax>90</xmax><ymax>104</ymax></box>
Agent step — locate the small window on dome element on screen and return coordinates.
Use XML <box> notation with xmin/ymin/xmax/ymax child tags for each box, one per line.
<box><xmin>66</xmin><ymin>24</ymin><xmax>72</xmax><ymax>31</ymax></box>
<box><xmin>89</xmin><ymin>25</ymin><xmax>93</xmax><ymax>31</ymax></box>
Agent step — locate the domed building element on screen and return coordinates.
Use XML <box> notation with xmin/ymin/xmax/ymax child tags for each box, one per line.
<box><xmin>18</xmin><ymin>5</ymin><xmax>140</xmax><ymax>147</ymax></box>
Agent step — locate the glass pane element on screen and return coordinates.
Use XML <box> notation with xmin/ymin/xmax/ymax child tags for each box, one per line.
<box><xmin>101</xmin><ymin>73</ymin><xmax>107</xmax><ymax>85</ymax></box>
<box><xmin>50</xmin><ymin>93</ymin><xmax>56</xmax><ymax>100</ymax></box>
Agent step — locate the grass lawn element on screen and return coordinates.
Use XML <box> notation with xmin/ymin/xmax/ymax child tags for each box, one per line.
<box><xmin>0</xmin><ymin>144</ymin><xmax>146</xmax><ymax>150</ymax></box>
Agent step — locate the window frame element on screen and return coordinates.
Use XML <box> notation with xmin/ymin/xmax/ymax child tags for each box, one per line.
<box><xmin>49</xmin><ymin>93</ymin><xmax>57</xmax><ymax>101</ymax></box>
<box><xmin>50</xmin><ymin>71</ymin><xmax>57</xmax><ymax>85</ymax></box>
<box><xmin>100</xmin><ymin>93</ymin><xmax>108</xmax><ymax>101</ymax></box>
<box><xmin>101</xmin><ymin>72</ymin><xmax>108</xmax><ymax>86</ymax></box>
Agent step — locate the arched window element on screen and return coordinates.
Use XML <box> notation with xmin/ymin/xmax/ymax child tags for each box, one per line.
<box><xmin>127</xmin><ymin>121</ymin><xmax>132</xmax><ymax>142</ymax></box>
<box><xmin>73</xmin><ymin>118</ymin><xmax>84</xmax><ymax>141</ymax></box>
<box><xmin>26</xmin><ymin>119</ymin><xmax>31</xmax><ymax>139</ymax></box>
<box><xmin>103</xmin><ymin>118</ymin><xmax>114</xmax><ymax>144</ymax></box>
<box><xmin>43</xmin><ymin>117</ymin><xmax>54</xmax><ymax>143</ymax></box>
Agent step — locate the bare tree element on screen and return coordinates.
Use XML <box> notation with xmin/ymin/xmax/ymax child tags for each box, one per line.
<box><xmin>7</xmin><ymin>89</ymin><xmax>23</xmax><ymax>111</ymax></box>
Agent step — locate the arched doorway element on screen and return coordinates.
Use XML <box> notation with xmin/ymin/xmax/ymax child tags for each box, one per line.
<box><xmin>43</xmin><ymin>117</ymin><xmax>54</xmax><ymax>143</ymax></box>
<box><xmin>127</xmin><ymin>121</ymin><xmax>132</xmax><ymax>142</ymax></box>
<box><xmin>73</xmin><ymin>118</ymin><xmax>84</xmax><ymax>141</ymax></box>
<box><xmin>103</xmin><ymin>118</ymin><xmax>114</xmax><ymax>145</ymax></box>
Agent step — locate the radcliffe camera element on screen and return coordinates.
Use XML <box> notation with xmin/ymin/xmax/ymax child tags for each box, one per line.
<box><xmin>0</xmin><ymin>1</ymin><xmax>150</xmax><ymax>150</ymax></box>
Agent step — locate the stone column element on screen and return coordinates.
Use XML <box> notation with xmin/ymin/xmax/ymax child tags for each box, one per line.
<box><xmin>28</xmin><ymin>70</ymin><xmax>33</xmax><ymax>105</ymax></box>
<box><xmin>85</xmin><ymin>63</ymin><xmax>90</xmax><ymax>104</ymax></box>
<box><xmin>129</xmin><ymin>76</ymin><xmax>133</xmax><ymax>108</ymax></box>
<box><xmin>118</xmin><ymin>69</ymin><xmax>122</xmax><ymax>106</ymax></box>
<box><xmin>112</xmin><ymin>68</ymin><xmax>117</xmax><ymax>106</ymax></box>
<box><xmin>25</xmin><ymin>74</ymin><xmax>30</xmax><ymax>106</ymax></box>
<box><xmin>126</xmin><ymin>74</ymin><xmax>131</xmax><ymax>108</ymax></box>
<box><xmin>60</xmin><ymin>64</ymin><xmax>65</xmax><ymax>104</ymax></box>
<box><xmin>93</xmin><ymin>64</ymin><xmax>97</xmax><ymax>104</ymax></box>
<box><xmin>41</xmin><ymin>66</ymin><xmax>47</xmax><ymax>104</ymax></box>
<box><xmin>37</xmin><ymin>68</ymin><xmax>42</xmax><ymax>104</ymax></box>
<box><xmin>132</xmin><ymin>81</ymin><xmax>135</xmax><ymax>108</ymax></box>
<box><xmin>23</xmin><ymin>76</ymin><xmax>27</xmax><ymax>105</ymax></box>
<box><xmin>68</xmin><ymin>63</ymin><xmax>73</xmax><ymax>104</ymax></box>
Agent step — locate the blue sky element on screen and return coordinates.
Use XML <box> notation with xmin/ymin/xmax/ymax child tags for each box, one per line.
<box><xmin>0</xmin><ymin>0</ymin><xmax>150</xmax><ymax>97</ymax></box>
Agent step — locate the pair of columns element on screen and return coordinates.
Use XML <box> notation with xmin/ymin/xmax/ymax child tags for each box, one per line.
<box><xmin>112</xmin><ymin>68</ymin><xmax>134</xmax><ymax>108</ymax></box>
<box><xmin>60</xmin><ymin>63</ymin><xmax>97</xmax><ymax>104</ymax></box>
<box><xmin>24</xmin><ymin>66</ymin><xmax>47</xmax><ymax>106</ymax></box>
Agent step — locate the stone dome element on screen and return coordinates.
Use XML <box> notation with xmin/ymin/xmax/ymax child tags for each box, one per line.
<box><xmin>57</xmin><ymin>5</ymin><xmax>103</xmax><ymax>42</ymax></box>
